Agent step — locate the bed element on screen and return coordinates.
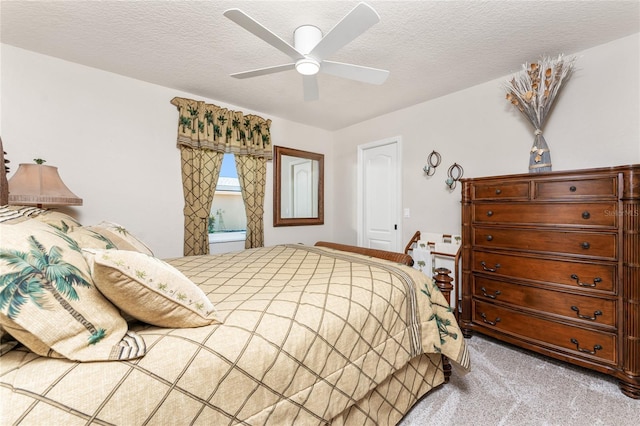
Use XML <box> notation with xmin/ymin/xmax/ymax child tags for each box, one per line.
<box><xmin>0</xmin><ymin>207</ymin><xmax>469</xmax><ymax>425</ymax></box>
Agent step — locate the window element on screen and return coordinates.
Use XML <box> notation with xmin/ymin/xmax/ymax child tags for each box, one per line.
<box><xmin>209</xmin><ymin>154</ymin><xmax>246</xmax><ymax>239</ymax></box>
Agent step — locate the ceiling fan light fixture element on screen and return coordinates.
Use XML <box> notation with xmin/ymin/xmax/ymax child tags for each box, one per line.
<box><xmin>225</xmin><ymin>4</ymin><xmax>389</xmax><ymax>99</ymax></box>
<box><xmin>295</xmin><ymin>58</ymin><xmax>320</xmax><ymax>75</ymax></box>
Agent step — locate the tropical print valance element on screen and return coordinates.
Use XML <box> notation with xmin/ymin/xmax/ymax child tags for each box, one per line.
<box><xmin>170</xmin><ymin>97</ymin><xmax>272</xmax><ymax>160</ymax></box>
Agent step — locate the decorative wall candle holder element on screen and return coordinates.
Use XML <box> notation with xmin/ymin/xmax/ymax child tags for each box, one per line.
<box><xmin>422</xmin><ymin>150</ymin><xmax>441</xmax><ymax>176</ymax></box>
<box><xmin>445</xmin><ymin>163</ymin><xmax>464</xmax><ymax>190</ymax></box>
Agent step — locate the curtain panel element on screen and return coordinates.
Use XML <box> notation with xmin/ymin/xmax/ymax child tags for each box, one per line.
<box><xmin>171</xmin><ymin>97</ymin><xmax>272</xmax><ymax>256</ymax></box>
<box><xmin>235</xmin><ymin>155</ymin><xmax>267</xmax><ymax>249</ymax></box>
<box><xmin>179</xmin><ymin>147</ymin><xmax>222</xmax><ymax>256</ymax></box>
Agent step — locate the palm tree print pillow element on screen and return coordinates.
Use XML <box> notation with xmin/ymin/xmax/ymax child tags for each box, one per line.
<box><xmin>87</xmin><ymin>221</ymin><xmax>154</xmax><ymax>256</ymax></box>
<box><xmin>0</xmin><ymin>219</ymin><xmax>146</xmax><ymax>361</ymax></box>
<box><xmin>67</xmin><ymin>226</ymin><xmax>118</xmax><ymax>250</ymax></box>
<box><xmin>31</xmin><ymin>209</ymin><xmax>82</xmax><ymax>228</ymax></box>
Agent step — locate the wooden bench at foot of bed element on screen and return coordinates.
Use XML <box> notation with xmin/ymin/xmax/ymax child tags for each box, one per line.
<box><xmin>315</xmin><ymin>241</ymin><xmax>454</xmax><ymax>383</ymax></box>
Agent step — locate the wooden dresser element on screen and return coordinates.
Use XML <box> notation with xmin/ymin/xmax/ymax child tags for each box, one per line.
<box><xmin>459</xmin><ymin>165</ymin><xmax>639</xmax><ymax>398</ymax></box>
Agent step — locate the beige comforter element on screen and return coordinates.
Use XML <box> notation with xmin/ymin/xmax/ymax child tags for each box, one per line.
<box><xmin>0</xmin><ymin>244</ymin><xmax>469</xmax><ymax>425</ymax></box>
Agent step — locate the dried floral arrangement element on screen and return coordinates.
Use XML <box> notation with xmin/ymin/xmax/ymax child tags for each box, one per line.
<box><xmin>504</xmin><ymin>54</ymin><xmax>576</xmax><ymax>172</ymax></box>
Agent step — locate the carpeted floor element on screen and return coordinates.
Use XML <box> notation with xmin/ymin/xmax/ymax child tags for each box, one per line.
<box><xmin>399</xmin><ymin>334</ymin><xmax>639</xmax><ymax>425</ymax></box>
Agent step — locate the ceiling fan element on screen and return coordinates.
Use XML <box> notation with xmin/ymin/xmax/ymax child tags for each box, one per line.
<box><xmin>223</xmin><ymin>2</ymin><xmax>389</xmax><ymax>101</ymax></box>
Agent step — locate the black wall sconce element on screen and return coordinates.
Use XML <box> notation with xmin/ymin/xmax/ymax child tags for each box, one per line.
<box><xmin>445</xmin><ymin>163</ymin><xmax>464</xmax><ymax>190</ymax></box>
<box><xmin>422</xmin><ymin>150</ymin><xmax>441</xmax><ymax>176</ymax></box>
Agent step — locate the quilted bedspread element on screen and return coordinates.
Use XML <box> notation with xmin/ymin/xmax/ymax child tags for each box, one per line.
<box><xmin>0</xmin><ymin>244</ymin><xmax>469</xmax><ymax>425</ymax></box>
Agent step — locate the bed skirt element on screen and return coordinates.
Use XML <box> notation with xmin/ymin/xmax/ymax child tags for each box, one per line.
<box><xmin>332</xmin><ymin>352</ymin><xmax>443</xmax><ymax>425</ymax></box>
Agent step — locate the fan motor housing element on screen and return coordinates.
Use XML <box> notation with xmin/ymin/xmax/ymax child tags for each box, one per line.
<box><xmin>294</xmin><ymin>25</ymin><xmax>322</xmax><ymax>54</ymax></box>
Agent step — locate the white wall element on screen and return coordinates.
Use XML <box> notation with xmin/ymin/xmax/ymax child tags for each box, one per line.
<box><xmin>332</xmin><ymin>34</ymin><xmax>640</xmax><ymax>246</ymax></box>
<box><xmin>1</xmin><ymin>44</ymin><xmax>333</xmax><ymax>258</ymax></box>
<box><xmin>263</xmin><ymin>120</ymin><xmax>332</xmax><ymax>247</ymax></box>
<box><xmin>3</xmin><ymin>34</ymin><xmax>638</xmax><ymax>257</ymax></box>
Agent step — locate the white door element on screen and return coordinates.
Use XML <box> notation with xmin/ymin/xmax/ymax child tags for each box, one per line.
<box><xmin>358</xmin><ymin>138</ymin><xmax>401</xmax><ymax>251</ymax></box>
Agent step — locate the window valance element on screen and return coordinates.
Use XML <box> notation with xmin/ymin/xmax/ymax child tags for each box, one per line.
<box><xmin>170</xmin><ymin>97</ymin><xmax>272</xmax><ymax>160</ymax></box>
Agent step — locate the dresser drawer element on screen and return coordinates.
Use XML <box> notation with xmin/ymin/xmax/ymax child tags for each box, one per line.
<box><xmin>473</xmin><ymin>276</ymin><xmax>616</xmax><ymax>327</ymax></box>
<box><xmin>473</xmin><ymin>202</ymin><xmax>617</xmax><ymax>227</ymax></box>
<box><xmin>472</xmin><ymin>251</ymin><xmax>616</xmax><ymax>293</ymax></box>
<box><xmin>472</xmin><ymin>181</ymin><xmax>530</xmax><ymax>200</ymax></box>
<box><xmin>534</xmin><ymin>176</ymin><xmax>617</xmax><ymax>200</ymax></box>
<box><xmin>473</xmin><ymin>301</ymin><xmax>617</xmax><ymax>364</ymax></box>
<box><xmin>473</xmin><ymin>227</ymin><xmax>617</xmax><ymax>259</ymax></box>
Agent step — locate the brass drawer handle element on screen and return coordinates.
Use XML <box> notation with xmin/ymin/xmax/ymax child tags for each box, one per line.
<box><xmin>480</xmin><ymin>261</ymin><xmax>501</xmax><ymax>272</ymax></box>
<box><xmin>570</xmin><ymin>338</ymin><xmax>602</xmax><ymax>355</ymax></box>
<box><xmin>481</xmin><ymin>287</ymin><xmax>502</xmax><ymax>299</ymax></box>
<box><xmin>582</xmin><ymin>211</ymin><xmax>591</xmax><ymax>219</ymax></box>
<box><xmin>486</xmin><ymin>235</ymin><xmax>493</xmax><ymax>242</ymax></box>
<box><xmin>571</xmin><ymin>306</ymin><xmax>603</xmax><ymax>321</ymax></box>
<box><xmin>495</xmin><ymin>189</ymin><xmax>502</xmax><ymax>195</ymax></box>
<box><xmin>486</xmin><ymin>210</ymin><xmax>493</xmax><ymax>217</ymax></box>
<box><xmin>570</xmin><ymin>274</ymin><xmax>602</xmax><ymax>287</ymax></box>
<box><xmin>581</xmin><ymin>242</ymin><xmax>590</xmax><ymax>250</ymax></box>
<box><xmin>480</xmin><ymin>312</ymin><xmax>501</xmax><ymax>326</ymax></box>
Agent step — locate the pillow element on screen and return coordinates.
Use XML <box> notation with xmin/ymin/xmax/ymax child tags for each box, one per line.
<box><xmin>31</xmin><ymin>209</ymin><xmax>82</xmax><ymax>230</ymax></box>
<box><xmin>0</xmin><ymin>341</ymin><xmax>18</xmax><ymax>356</ymax></box>
<box><xmin>86</xmin><ymin>221</ymin><xmax>154</xmax><ymax>255</ymax></box>
<box><xmin>67</xmin><ymin>226</ymin><xmax>118</xmax><ymax>250</ymax></box>
<box><xmin>83</xmin><ymin>249</ymin><xmax>219</xmax><ymax>328</ymax></box>
<box><xmin>0</xmin><ymin>325</ymin><xmax>18</xmax><ymax>356</ymax></box>
<box><xmin>0</xmin><ymin>219</ymin><xmax>146</xmax><ymax>361</ymax></box>
<box><xmin>1</xmin><ymin>206</ymin><xmax>114</xmax><ymax>250</ymax></box>
<box><xmin>0</xmin><ymin>205</ymin><xmax>46</xmax><ymax>223</ymax></box>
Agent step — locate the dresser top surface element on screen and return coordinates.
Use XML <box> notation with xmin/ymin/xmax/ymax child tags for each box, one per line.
<box><xmin>460</xmin><ymin>164</ymin><xmax>640</xmax><ymax>183</ymax></box>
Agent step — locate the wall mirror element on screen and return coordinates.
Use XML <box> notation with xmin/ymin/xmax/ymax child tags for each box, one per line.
<box><xmin>274</xmin><ymin>145</ymin><xmax>324</xmax><ymax>227</ymax></box>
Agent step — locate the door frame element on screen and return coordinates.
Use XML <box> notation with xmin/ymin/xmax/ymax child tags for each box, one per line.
<box><xmin>356</xmin><ymin>136</ymin><xmax>402</xmax><ymax>251</ymax></box>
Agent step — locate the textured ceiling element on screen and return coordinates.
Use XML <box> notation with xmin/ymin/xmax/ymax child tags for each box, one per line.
<box><xmin>2</xmin><ymin>1</ymin><xmax>639</xmax><ymax>130</ymax></box>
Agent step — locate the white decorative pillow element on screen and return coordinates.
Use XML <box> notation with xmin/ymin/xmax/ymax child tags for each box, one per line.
<box><xmin>83</xmin><ymin>249</ymin><xmax>219</xmax><ymax>328</ymax></box>
<box><xmin>86</xmin><ymin>221</ymin><xmax>153</xmax><ymax>255</ymax></box>
<box><xmin>0</xmin><ymin>219</ymin><xmax>146</xmax><ymax>361</ymax></box>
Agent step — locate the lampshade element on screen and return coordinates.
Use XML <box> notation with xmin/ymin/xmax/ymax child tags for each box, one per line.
<box><xmin>8</xmin><ymin>163</ymin><xmax>82</xmax><ymax>207</ymax></box>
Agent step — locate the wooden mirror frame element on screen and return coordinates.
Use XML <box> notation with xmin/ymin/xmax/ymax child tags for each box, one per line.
<box><xmin>273</xmin><ymin>146</ymin><xmax>324</xmax><ymax>227</ymax></box>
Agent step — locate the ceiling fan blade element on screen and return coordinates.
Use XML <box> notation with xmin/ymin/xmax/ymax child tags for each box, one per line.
<box><xmin>321</xmin><ymin>60</ymin><xmax>389</xmax><ymax>85</ymax></box>
<box><xmin>230</xmin><ymin>63</ymin><xmax>296</xmax><ymax>79</ymax></box>
<box><xmin>224</xmin><ymin>9</ymin><xmax>304</xmax><ymax>60</ymax></box>
<box><xmin>302</xmin><ymin>75</ymin><xmax>319</xmax><ymax>101</ymax></box>
<box><xmin>309</xmin><ymin>2</ymin><xmax>380</xmax><ymax>61</ymax></box>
